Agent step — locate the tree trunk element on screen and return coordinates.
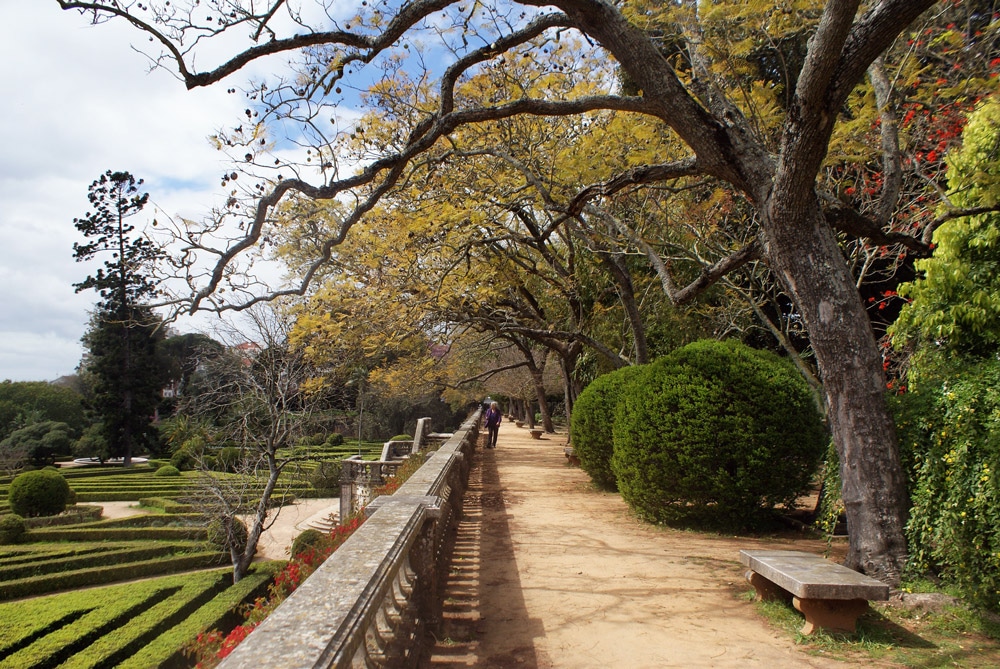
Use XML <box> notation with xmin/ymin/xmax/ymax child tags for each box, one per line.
<box><xmin>761</xmin><ymin>201</ymin><xmax>908</xmax><ymax>584</ymax></box>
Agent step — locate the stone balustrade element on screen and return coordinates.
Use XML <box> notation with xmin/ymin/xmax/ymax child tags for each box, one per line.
<box><xmin>217</xmin><ymin>409</ymin><xmax>481</xmax><ymax>669</ymax></box>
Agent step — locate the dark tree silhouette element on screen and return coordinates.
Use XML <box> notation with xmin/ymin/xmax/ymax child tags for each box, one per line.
<box><xmin>73</xmin><ymin>171</ymin><xmax>169</xmax><ymax>466</ymax></box>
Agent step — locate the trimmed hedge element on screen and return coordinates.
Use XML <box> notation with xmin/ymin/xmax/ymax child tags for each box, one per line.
<box><xmin>0</xmin><ymin>544</ymin><xmax>199</xmax><ymax>580</ymax></box>
<box><xmin>27</xmin><ymin>526</ymin><xmax>210</xmax><ymax>542</ymax></box>
<box><xmin>571</xmin><ymin>364</ymin><xmax>648</xmax><ymax>490</ymax></box>
<box><xmin>0</xmin><ymin>515</ymin><xmax>26</xmax><ymax>545</ymax></box>
<box><xmin>119</xmin><ymin>564</ymin><xmax>281</xmax><ymax>669</ymax></box>
<box><xmin>54</xmin><ymin>572</ymin><xmax>231</xmax><ymax>668</ymax></box>
<box><xmin>0</xmin><ymin>567</ymin><xmax>235</xmax><ymax>666</ymax></box>
<box><xmin>612</xmin><ymin>339</ymin><xmax>827</xmax><ymax>530</ymax></box>
<box><xmin>140</xmin><ymin>497</ymin><xmax>195</xmax><ymax>513</ymax></box>
<box><xmin>71</xmin><ymin>513</ymin><xmax>206</xmax><ymax>529</ymax></box>
<box><xmin>0</xmin><ymin>551</ymin><xmax>227</xmax><ymax>601</ymax></box>
<box><xmin>21</xmin><ymin>505</ymin><xmax>103</xmax><ymax>529</ymax></box>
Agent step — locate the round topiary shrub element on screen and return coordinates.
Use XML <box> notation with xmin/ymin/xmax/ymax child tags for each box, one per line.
<box><xmin>0</xmin><ymin>514</ymin><xmax>27</xmax><ymax>544</ymax></box>
<box><xmin>612</xmin><ymin>339</ymin><xmax>827</xmax><ymax>531</ymax></box>
<box><xmin>291</xmin><ymin>528</ymin><xmax>330</xmax><ymax>558</ymax></box>
<box><xmin>155</xmin><ymin>464</ymin><xmax>181</xmax><ymax>477</ymax></box>
<box><xmin>389</xmin><ymin>434</ymin><xmax>412</xmax><ymax>441</ymax></box>
<box><xmin>325</xmin><ymin>433</ymin><xmax>344</xmax><ymax>447</ymax></box>
<box><xmin>571</xmin><ymin>364</ymin><xmax>648</xmax><ymax>491</ymax></box>
<box><xmin>8</xmin><ymin>469</ymin><xmax>72</xmax><ymax>518</ymax></box>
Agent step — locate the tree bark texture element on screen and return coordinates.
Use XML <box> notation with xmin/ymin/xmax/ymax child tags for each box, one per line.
<box><xmin>760</xmin><ymin>198</ymin><xmax>908</xmax><ymax>583</ymax></box>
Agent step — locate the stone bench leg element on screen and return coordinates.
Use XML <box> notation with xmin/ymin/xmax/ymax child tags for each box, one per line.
<box><xmin>793</xmin><ymin>597</ymin><xmax>869</xmax><ymax>635</ymax></box>
<box><xmin>746</xmin><ymin>570</ymin><xmax>792</xmax><ymax>605</ymax></box>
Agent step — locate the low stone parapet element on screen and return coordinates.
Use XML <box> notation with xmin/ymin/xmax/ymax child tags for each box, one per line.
<box><xmin>218</xmin><ymin>410</ymin><xmax>481</xmax><ymax>669</ymax></box>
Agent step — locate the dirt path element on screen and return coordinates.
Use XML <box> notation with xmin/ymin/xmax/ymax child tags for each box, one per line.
<box><xmin>97</xmin><ymin>498</ymin><xmax>339</xmax><ymax>561</ymax></box>
<box><xmin>424</xmin><ymin>421</ymin><xmax>853</xmax><ymax>669</ymax></box>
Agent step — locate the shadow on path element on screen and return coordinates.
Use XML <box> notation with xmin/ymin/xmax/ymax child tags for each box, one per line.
<box><xmin>422</xmin><ymin>438</ymin><xmax>545</xmax><ymax>668</ymax></box>
<box><xmin>424</xmin><ymin>421</ymin><xmax>868</xmax><ymax>669</ymax></box>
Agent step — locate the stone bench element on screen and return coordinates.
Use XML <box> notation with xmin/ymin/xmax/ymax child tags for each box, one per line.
<box><xmin>739</xmin><ymin>549</ymin><xmax>890</xmax><ymax>635</ymax></box>
<box><xmin>529</xmin><ymin>429</ymin><xmax>543</xmax><ymax>439</ymax></box>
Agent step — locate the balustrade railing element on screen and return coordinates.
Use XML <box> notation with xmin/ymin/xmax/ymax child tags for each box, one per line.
<box><xmin>218</xmin><ymin>409</ymin><xmax>482</xmax><ymax>669</ymax></box>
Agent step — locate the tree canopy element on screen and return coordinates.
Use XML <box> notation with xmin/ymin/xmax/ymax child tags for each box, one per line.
<box><xmin>53</xmin><ymin>0</ymin><xmax>1000</xmax><ymax>584</ymax></box>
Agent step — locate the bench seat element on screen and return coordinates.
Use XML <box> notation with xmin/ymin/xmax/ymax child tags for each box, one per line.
<box><xmin>739</xmin><ymin>549</ymin><xmax>890</xmax><ymax>635</ymax></box>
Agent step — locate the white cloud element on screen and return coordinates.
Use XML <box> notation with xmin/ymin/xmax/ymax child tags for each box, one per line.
<box><xmin>0</xmin><ymin>0</ymin><xmax>381</xmax><ymax>382</ymax></box>
<box><xmin>0</xmin><ymin>3</ymin><xmax>250</xmax><ymax>381</ymax></box>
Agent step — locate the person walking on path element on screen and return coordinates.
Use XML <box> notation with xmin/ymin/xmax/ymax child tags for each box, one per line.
<box><xmin>484</xmin><ymin>401</ymin><xmax>502</xmax><ymax>448</ymax></box>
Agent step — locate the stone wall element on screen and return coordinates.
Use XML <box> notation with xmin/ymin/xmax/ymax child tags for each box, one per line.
<box><xmin>218</xmin><ymin>409</ymin><xmax>481</xmax><ymax>669</ymax></box>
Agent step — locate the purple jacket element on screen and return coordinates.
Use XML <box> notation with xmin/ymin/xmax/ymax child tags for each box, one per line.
<box><xmin>485</xmin><ymin>408</ymin><xmax>502</xmax><ymax>427</ymax></box>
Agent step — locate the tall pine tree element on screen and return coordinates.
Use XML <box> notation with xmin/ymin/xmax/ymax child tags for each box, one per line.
<box><xmin>73</xmin><ymin>171</ymin><xmax>168</xmax><ymax>466</ymax></box>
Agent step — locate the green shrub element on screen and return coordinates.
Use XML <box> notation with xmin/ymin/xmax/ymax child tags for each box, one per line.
<box><xmin>207</xmin><ymin>517</ymin><xmax>249</xmax><ymax>553</ymax></box>
<box><xmin>170</xmin><ymin>449</ymin><xmax>198</xmax><ymax>472</ymax></box>
<box><xmin>612</xmin><ymin>340</ymin><xmax>827</xmax><ymax>531</ymax></box>
<box><xmin>154</xmin><ymin>465</ymin><xmax>181</xmax><ymax>477</ymax></box>
<box><xmin>325</xmin><ymin>433</ymin><xmax>344</xmax><ymax>447</ymax></box>
<box><xmin>8</xmin><ymin>469</ymin><xmax>71</xmax><ymax>517</ymax></box>
<box><xmin>0</xmin><ymin>514</ymin><xmax>26</xmax><ymax>544</ymax></box>
<box><xmin>1</xmin><ymin>421</ymin><xmax>74</xmax><ymax>467</ymax></box>
<box><xmin>72</xmin><ymin>422</ymin><xmax>110</xmax><ymax>462</ymax></box>
<box><xmin>0</xmin><ymin>552</ymin><xmax>227</xmax><ymax>601</ymax></box>
<box><xmin>902</xmin><ymin>357</ymin><xmax>1000</xmax><ymax>611</ymax></box>
<box><xmin>290</xmin><ymin>528</ymin><xmax>330</xmax><ymax>558</ymax></box>
<box><xmin>571</xmin><ymin>364</ymin><xmax>648</xmax><ymax>491</ymax></box>
<box><xmin>216</xmin><ymin>447</ymin><xmax>242</xmax><ymax>473</ymax></box>
<box><xmin>389</xmin><ymin>434</ymin><xmax>412</xmax><ymax>441</ymax></box>
<box><xmin>170</xmin><ymin>436</ymin><xmax>206</xmax><ymax>471</ymax></box>
<box><xmin>23</xmin><ymin>504</ymin><xmax>102</xmax><ymax>528</ymax></box>
<box><xmin>310</xmin><ymin>460</ymin><xmax>343</xmax><ymax>490</ymax></box>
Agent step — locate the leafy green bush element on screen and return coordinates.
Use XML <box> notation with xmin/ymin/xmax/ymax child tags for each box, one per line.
<box><xmin>571</xmin><ymin>364</ymin><xmax>648</xmax><ymax>490</ymax></box>
<box><xmin>612</xmin><ymin>340</ymin><xmax>827</xmax><ymax>530</ymax></box>
<box><xmin>310</xmin><ymin>460</ymin><xmax>343</xmax><ymax>490</ymax></box>
<box><xmin>325</xmin><ymin>433</ymin><xmax>344</xmax><ymax>447</ymax></box>
<box><xmin>8</xmin><ymin>469</ymin><xmax>71</xmax><ymax>517</ymax></box>
<box><xmin>216</xmin><ymin>447</ymin><xmax>242</xmax><ymax>473</ymax></box>
<box><xmin>902</xmin><ymin>357</ymin><xmax>1000</xmax><ymax>611</ymax></box>
<box><xmin>170</xmin><ymin>439</ymin><xmax>202</xmax><ymax>471</ymax></box>
<box><xmin>893</xmin><ymin>101</ymin><xmax>1000</xmax><ymax>359</ymax></box>
<box><xmin>155</xmin><ymin>465</ymin><xmax>181</xmax><ymax>477</ymax></box>
<box><xmin>72</xmin><ymin>422</ymin><xmax>110</xmax><ymax>462</ymax></box>
<box><xmin>389</xmin><ymin>434</ymin><xmax>412</xmax><ymax>441</ymax></box>
<box><xmin>0</xmin><ymin>514</ymin><xmax>26</xmax><ymax>544</ymax></box>
<box><xmin>290</xmin><ymin>528</ymin><xmax>329</xmax><ymax>558</ymax></box>
<box><xmin>207</xmin><ymin>517</ymin><xmax>249</xmax><ymax>553</ymax></box>
<box><xmin>169</xmin><ymin>450</ymin><xmax>197</xmax><ymax>471</ymax></box>
<box><xmin>1</xmin><ymin>421</ymin><xmax>74</xmax><ymax>467</ymax></box>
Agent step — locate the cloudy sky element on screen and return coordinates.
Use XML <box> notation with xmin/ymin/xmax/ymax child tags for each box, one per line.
<box><xmin>0</xmin><ymin>2</ymin><xmax>359</xmax><ymax>382</ymax></box>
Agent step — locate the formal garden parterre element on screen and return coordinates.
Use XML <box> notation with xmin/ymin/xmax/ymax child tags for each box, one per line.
<box><xmin>0</xmin><ymin>438</ymin><xmax>390</xmax><ymax>668</ymax></box>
